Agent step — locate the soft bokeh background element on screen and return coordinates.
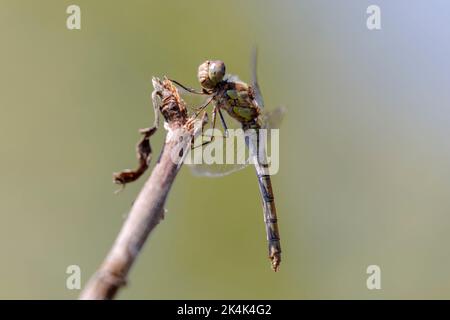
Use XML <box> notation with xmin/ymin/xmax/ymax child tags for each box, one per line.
<box><xmin>1</xmin><ymin>0</ymin><xmax>450</xmax><ymax>299</ymax></box>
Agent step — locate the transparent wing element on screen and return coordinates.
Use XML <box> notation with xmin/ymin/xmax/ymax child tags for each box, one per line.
<box><xmin>251</xmin><ymin>47</ymin><xmax>265</xmax><ymax>109</ymax></box>
<box><xmin>185</xmin><ymin>106</ymin><xmax>286</xmax><ymax>177</ymax></box>
<box><xmin>185</xmin><ymin>112</ymin><xmax>250</xmax><ymax>178</ymax></box>
<box><xmin>261</xmin><ymin>106</ymin><xmax>286</xmax><ymax>129</ymax></box>
<box><xmin>189</xmin><ymin>161</ymin><xmax>249</xmax><ymax>178</ymax></box>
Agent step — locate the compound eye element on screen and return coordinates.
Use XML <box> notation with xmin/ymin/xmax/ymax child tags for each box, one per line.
<box><xmin>208</xmin><ymin>60</ymin><xmax>225</xmax><ymax>84</ymax></box>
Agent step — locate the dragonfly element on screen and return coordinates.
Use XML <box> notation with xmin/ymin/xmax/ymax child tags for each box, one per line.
<box><xmin>171</xmin><ymin>50</ymin><xmax>284</xmax><ymax>271</ymax></box>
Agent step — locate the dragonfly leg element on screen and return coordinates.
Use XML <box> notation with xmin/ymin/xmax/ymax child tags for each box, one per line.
<box><xmin>193</xmin><ymin>96</ymin><xmax>214</xmax><ymax>119</ymax></box>
<box><xmin>190</xmin><ymin>111</ymin><xmax>207</xmax><ymax>149</ymax></box>
<box><xmin>169</xmin><ymin>79</ymin><xmax>206</xmax><ymax>95</ymax></box>
<box><xmin>218</xmin><ymin>108</ymin><xmax>230</xmax><ymax>138</ymax></box>
<box><xmin>191</xmin><ymin>106</ymin><xmax>218</xmax><ymax>149</ymax></box>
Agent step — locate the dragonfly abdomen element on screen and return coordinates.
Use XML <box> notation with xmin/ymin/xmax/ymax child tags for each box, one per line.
<box><xmin>255</xmin><ymin>164</ymin><xmax>282</xmax><ymax>272</ymax></box>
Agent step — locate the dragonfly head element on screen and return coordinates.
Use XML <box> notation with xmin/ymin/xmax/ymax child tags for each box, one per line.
<box><xmin>197</xmin><ymin>60</ymin><xmax>226</xmax><ymax>90</ymax></box>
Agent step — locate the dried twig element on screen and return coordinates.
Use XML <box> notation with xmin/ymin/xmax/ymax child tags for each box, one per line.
<box><xmin>79</xmin><ymin>78</ymin><xmax>203</xmax><ymax>300</ymax></box>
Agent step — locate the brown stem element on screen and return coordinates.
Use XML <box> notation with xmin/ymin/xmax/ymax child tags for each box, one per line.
<box><xmin>79</xmin><ymin>78</ymin><xmax>196</xmax><ymax>300</ymax></box>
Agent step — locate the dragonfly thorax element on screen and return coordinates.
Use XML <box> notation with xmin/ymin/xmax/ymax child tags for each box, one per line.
<box><xmin>197</xmin><ymin>60</ymin><xmax>226</xmax><ymax>90</ymax></box>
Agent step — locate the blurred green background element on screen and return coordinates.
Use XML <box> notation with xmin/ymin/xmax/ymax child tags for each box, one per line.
<box><xmin>1</xmin><ymin>0</ymin><xmax>450</xmax><ymax>299</ymax></box>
